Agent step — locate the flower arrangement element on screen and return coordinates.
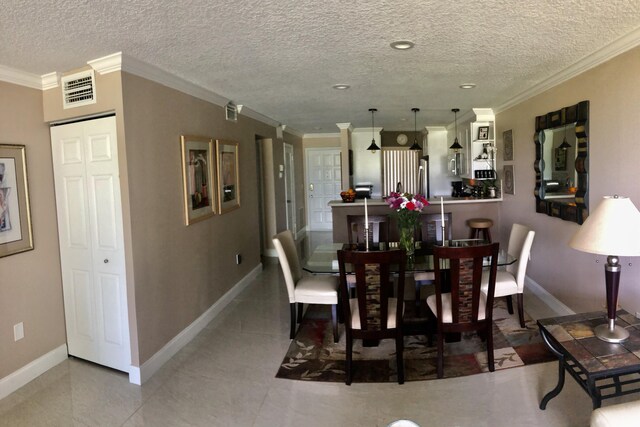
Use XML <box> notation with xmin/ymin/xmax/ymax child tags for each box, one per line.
<box><xmin>385</xmin><ymin>192</ymin><xmax>429</xmax><ymax>258</ymax></box>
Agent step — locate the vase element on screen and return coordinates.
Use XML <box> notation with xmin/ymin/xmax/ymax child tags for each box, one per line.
<box><xmin>398</xmin><ymin>224</ymin><xmax>415</xmax><ymax>263</ymax></box>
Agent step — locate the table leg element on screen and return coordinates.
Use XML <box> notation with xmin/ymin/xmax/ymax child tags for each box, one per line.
<box><xmin>587</xmin><ymin>377</ymin><xmax>602</xmax><ymax>409</ymax></box>
<box><xmin>539</xmin><ymin>327</ymin><xmax>566</xmax><ymax>410</ymax></box>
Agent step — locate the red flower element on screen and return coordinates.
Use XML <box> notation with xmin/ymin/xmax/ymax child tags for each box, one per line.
<box><xmin>406</xmin><ymin>201</ymin><xmax>416</xmax><ymax>211</ymax></box>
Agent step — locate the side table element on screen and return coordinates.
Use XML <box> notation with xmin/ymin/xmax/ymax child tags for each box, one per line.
<box><xmin>538</xmin><ymin>310</ymin><xmax>640</xmax><ymax>409</ymax></box>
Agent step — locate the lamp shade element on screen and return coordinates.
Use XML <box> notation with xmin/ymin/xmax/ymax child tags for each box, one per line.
<box><xmin>569</xmin><ymin>196</ymin><xmax>640</xmax><ymax>256</ymax></box>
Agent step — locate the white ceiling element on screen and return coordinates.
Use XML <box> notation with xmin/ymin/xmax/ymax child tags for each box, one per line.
<box><xmin>2</xmin><ymin>0</ymin><xmax>640</xmax><ymax>134</ymax></box>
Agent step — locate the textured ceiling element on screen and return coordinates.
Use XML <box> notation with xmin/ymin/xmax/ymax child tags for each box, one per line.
<box><xmin>2</xmin><ymin>0</ymin><xmax>640</xmax><ymax>133</ymax></box>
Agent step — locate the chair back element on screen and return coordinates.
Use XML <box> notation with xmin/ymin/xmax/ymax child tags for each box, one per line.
<box><xmin>272</xmin><ymin>230</ymin><xmax>302</xmax><ymax>302</ymax></box>
<box><xmin>337</xmin><ymin>249</ymin><xmax>406</xmax><ymax>335</ymax></box>
<box><xmin>506</xmin><ymin>224</ymin><xmax>536</xmax><ymax>291</ymax></box>
<box><xmin>433</xmin><ymin>242</ymin><xmax>499</xmax><ymax>326</ymax></box>
<box><xmin>347</xmin><ymin>215</ymin><xmax>389</xmax><ymax>245</ymax></box>
<box><xmin>419</xmin><ymin>212</ymin><xmax>453</xmax><ymax>243</ymax></box>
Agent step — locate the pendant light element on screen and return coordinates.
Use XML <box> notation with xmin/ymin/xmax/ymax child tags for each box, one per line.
<box><xmin>559</xmin><ymin>123</ymin><xmax>571</xmax><ymax>150</ymax></box>
<box><xmin>409</xmin><ymin>108</ymin><xmax>422</xmax><ymax>150</ymax></box>
<box><xmin>450</xmin><ymin>108</ymin><xmax>463</xmax><ymax>151</ymax></box>
<box><xmin>367</xmin><ymin>108</ymin><xmax>380</xmax><ymax>152</ymax></box>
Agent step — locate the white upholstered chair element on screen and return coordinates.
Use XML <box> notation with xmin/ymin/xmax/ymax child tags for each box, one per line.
<box><xmin>273</xmin><ymin>230</ymin><xmax>339</xmax><ymax>342</ymax></box>
<box><xmin>482</xmin><ymin>223</ymin><xmax>535</xmax><ymax>328</ymax></box>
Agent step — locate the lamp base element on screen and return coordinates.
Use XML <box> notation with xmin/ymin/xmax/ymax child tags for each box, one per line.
<box><xmin>594</xmin><ymin>322</ymin><xmax>629</xmax><ymax>343</ymax></box>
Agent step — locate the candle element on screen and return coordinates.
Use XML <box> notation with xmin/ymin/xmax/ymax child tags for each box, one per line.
<box><xmin>364</xmin><ymin>197</ymin><xmax>369</xmax><ymax>229</ymax></box>
<box><xmin>440</xmin><ymin>196</ymin><xmax>445</xmax><ymax>227</ymax></box>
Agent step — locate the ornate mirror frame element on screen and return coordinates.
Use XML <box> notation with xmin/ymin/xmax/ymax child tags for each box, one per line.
<box><xmin>534</xmin><ymin>100</ymin><xmax>589</xmax><ymax>224</ymax></box>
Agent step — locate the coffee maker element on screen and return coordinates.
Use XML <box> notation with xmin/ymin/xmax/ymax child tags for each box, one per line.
<box><xmin>451</xmin><ymin>181</ymin><xmax>463</xmax><ymax>197</ymax></box>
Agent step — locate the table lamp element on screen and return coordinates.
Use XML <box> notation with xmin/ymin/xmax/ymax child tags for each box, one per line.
<box><xmin>569</xmin><ymin>195</ymin><xmax>640</xmax><ymax>343</ymax></box>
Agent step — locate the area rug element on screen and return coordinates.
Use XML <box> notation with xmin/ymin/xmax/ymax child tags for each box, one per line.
<box><xmin>275</xmin><ymin>299</ymin><xmax>555</xmax><ymax>382</ymax></box>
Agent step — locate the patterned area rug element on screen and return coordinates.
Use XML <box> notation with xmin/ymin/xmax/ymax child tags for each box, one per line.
<box><xmin>276</xmin><ymin>299</ymin><xmax>554</xmax><ymax>382</ymax></box>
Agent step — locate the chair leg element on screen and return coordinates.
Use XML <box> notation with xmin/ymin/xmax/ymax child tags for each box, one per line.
<box><xmin>517</xmin><ymin>293</ymin><xmax>526</xmax><ymax>328</ymax></box>
<box><xmin>396</xmin><ymin>331</ymin><xmax>405</xmax><ymax>384</ymax></box>
<box><xmin>331</xmin><ymin>304</ymin><xmax>339</xmax><ymax>343</ymax></box>
<box><xmin>289</xmin><ymin>303</ymin><xmax>296</xmax><ymax>339</ymax></box>
<box><xmin>486</xmin><ymin>323</ymin><xmax>495</xmax><ymax>372</ymax></box>
<box><xmin>345</xmin><ymin>332</ymin><xmax>353</xmax><ymax>385</ymax></box>
<box><xmin>505</xmin><ymin>295</ymin><xmax>514</xmax><ymax>314</ymax></box>
<box><xmin>415</xmin><ymin>283</ymin><xmax>421</xmax><ymax>316</ymax></box>
<box><xmin>297</xmin><ymin>302</ymin><xmax>304</xmax><ymax>323</ymax></box>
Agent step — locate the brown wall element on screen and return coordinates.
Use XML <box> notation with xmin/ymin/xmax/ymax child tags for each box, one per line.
<box><xmin>496</xmin><ymin>45</ymin><xmax>640</xmax><ymax>313</ymax></box>
<box><xmin>0</xmin><ymin>81</ymin><xmax>66</xmax><ymax>378</ymax></box>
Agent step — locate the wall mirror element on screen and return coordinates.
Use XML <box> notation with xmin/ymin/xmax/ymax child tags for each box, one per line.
<box><xmin>534</xmin><ymin>100</ymin><xmax>589</xmax><ymax>224</ymax></box>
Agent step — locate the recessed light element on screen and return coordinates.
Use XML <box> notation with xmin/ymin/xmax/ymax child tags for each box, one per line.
<box><xmin>459</xmin><ymin>83</ymin><xmax>476</xmax><ymax>89</ymax></box>
<box><xmin>332</xmin><ymin>84</ymin><xmax>350</xmax><ymax>90</ymax></box>
<box><xmin>390</xmin><ymin>40</ymin><xmax>415</xmax><ymax>50</ymax></box>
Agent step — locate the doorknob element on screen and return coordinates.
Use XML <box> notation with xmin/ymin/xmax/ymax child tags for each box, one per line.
<box><xmin>309</xmin><ymin>184</ymin><xmax>314</xmax><ymax>191</ymax></box>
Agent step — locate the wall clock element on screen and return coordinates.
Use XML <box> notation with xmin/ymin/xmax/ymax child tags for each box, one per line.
<box><xmin>396</xmin><ymin>133</ymin><xmax>408</xmax><ymax>145</ymax></box>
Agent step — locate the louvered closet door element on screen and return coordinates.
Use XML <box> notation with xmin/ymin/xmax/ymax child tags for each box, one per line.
<box><xmin>50</xmin><ymin>116</ymin><xmax>131</xmax><ymax>373</ymax></box>
<box><xmin>383</xmin><ymin>149</ymin><xmax>420</xmax><ymax>195</ymax></box>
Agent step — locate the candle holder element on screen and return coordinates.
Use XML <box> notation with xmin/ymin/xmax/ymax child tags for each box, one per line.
<box><xmin>364</xmin><ymin>227</ymin><xmax>370</xmax><ymax>251</ymax></box>
<box><xmin>441</xmin><ymin>225</ymin><xmax>448</xmax><ymax>246</ymax></box>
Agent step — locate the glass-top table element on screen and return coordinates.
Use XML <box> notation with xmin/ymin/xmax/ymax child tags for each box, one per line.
<box><xmin>303</xmin><ymin>239</ymin><xmax>516</xmax><ymax>274</ymax></box>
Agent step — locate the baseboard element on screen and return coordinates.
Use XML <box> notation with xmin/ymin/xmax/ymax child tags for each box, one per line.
<box><xmin>0</xmin><ymin>344</ymin><xmax>68</xmax><ymax>400</ymax></box>
<box><xmin>263</xmin><ymin>248</ymin><xmax>278</xmax><ymax>258</ymax></box>
<box><xmin>130</xmin><ymin>263</ymin><xmax>263</xmax><ymax>385</ymax></box>
<box><xmin>525</xmin><ymin>276</ymin><xmax>575</xmax><ymax>316</ymax></box>
<box><xmin>295</xmin><ymin>227</ymin><xmax>308</xmax><ymax>240</ymax></box>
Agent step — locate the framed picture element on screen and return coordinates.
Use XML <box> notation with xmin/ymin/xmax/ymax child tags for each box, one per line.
<box><xmin>554</xmin><ymin>148</ymin><xmax>567</xmax><ymax>171</ymax></box>
<box><xmin>216</xmin><ymin>139</ymin><xmax>240</xmax><ymax>214</ymax></box>
<box><xmin>477</xmin><ymin>126</ymin><xmax>489</xmax><ymax>140</ymax></box>
<box><xmin>503</xmin><ymin>165</ymin><xmax>515</xmax><ymax>195</ymax></box>
<box><xmin>503</xmin><ymin>129</ymin><xmax>514</xmax><ymax>161</ymax></box>
<box><xmin>180</xmin><ymin>135</ymin><xmax>216</xmax><ymax>225</ymax></box>
<box><xmin>0</xmin><ymin>144</ymin><xmax>33</xmax><ymax>258</ymax></box>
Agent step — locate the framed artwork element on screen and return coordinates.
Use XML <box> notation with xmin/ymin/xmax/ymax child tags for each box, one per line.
<box><xmin>503</xmin><ymin>165</ymin><xmax>515</xmax><ymax>195</ymax></box>
<box><xmin>0</xmin><ymin>144</ymin><xmax>33</xmax><ymax>258</ymax></box>
<box><xmin>554</xmin><ymin>148</ymin><xmax>567</xmax><ymax>171</ymax></box>
<box><xmin>503</xmin><ymin>129</ymin><xmax>514</xmax><ymax>161</ymax></box>
<box><xmin>180</xmin><ymin>135</ymin><xmax>216</xmax><ymax>225</ymax></box>
<box><xmin>477</xmin><ymin>126</ymin><xmax>489</xmax><ymax>140</ymax></box>
<box><xmin>216</xmin><ymin>139</ymin><xmax>240</xmax><ymax>214</ymax></box>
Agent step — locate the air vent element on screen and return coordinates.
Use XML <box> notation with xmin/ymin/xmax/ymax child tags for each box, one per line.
<box><xmin>61</xmin><ymin>70</ymin><xmax>96</xmax><ymax>109</ymax></box>
<box><xmin>225</xmin><ymin>102</ymin><xmax>237</xmax><ymax>122</ymax></box>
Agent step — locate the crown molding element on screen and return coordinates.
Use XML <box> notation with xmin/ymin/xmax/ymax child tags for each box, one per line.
<box><xmin>336</xmin><ymin>122</ymin><xmax>352</xmax><ymax>131</ymax></box>
<box><xmin>303</xmin><ymin>132</ymin><xmax>341</xmax><ymax>139</ymax></box>
<box><xmin>0</xmin><ymin>65</ymin><xmax>42</xmax><ymax>89</ymax></box>
<box><xmin>235</xmin><ymin>104</ymin><xmax>281</xmax><ymax>128</ymax></box>
<box><xmin>40</xmin><ymin>72</ymin><xmax>59</xmax><ymax>90</ymax></box>
<box><xmin>281</xmin><ymin>125</ymin><xmax>304</xmax><ymax>138</ymax></box>
<box><xmin>87</xmin><ymin>52</ymin><xmax>123</xmax><ymax>74</ymax></box>
<box><xmin>496</xmin><ymin>26</ymin><xmax>640</xmax><ymax>114</ymax></box>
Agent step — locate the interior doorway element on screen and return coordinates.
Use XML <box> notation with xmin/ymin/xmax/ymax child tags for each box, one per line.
<box><xmin>284</xmin><ymin>143</ymin><xmax>296</xmax><ymax>234</ymax></box>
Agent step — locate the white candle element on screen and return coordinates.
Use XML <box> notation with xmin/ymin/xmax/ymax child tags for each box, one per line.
<box><xmin>364</xmin><ymin>197</ymin><xmax>369</xmax><ymax>229</ymax></box>
<box><xmin>440</xmin><ymin>197</ymin><xmax>445</xmax><ymax>227</ymax></box>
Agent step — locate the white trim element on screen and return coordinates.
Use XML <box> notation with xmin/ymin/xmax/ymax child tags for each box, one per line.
<box><xmin>0</xmin><ymin>344</ymin><xmax>68</xmax><ymax>400</ymax></box>
<box><xmin>282</xmin><ymin>125</ymin><xmax>304</xmax><ymax>138</ymax></box>
<box><xmin>41</xmin><ymin>72</ymin><xmax>60</xmax><ymax>90</ymax></box>
<box><xmin>0</xmin><ymin>64</ymin><xmax>42</xmax><ymax>89</ymax></box>
<box><xmin>263</xmin><ymin>248</ymin><xmax>278</xmax><ymax>258</ymax></box>
<box><xmin>336</xmin><ymin>123</ymin><xmax>352</xmax><ymax>132</ymax></box>
<box><xmin>496</xmin><ymin>26</ymin><xmax>640</xmax><ymax>114</ymax></box>
<box><xmin>130</xmin><ymin>263</ymin><xmax>263</xmax><ymax>385</ymax></box>
<box><xmin>525</xmin><ymin>276</ymin><xmax>575</xmax><ymax>316</ymax></box>
<box><xmin>304</xmin><ymin>132</ymin><xmax>341</xmax><ymax>139</ymax></box>
<box><xmin>87</xmin><ymin>52</ymin><xmax>123</xmax><ymax>74</ymax></box>
<box><xmin>296</xmin><ymin>226</ymin><xmax>308</xmax><ymax>240</ymax></box>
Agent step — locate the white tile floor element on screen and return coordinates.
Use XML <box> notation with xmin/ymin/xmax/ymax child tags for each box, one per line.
<box><xmin>0</xmin><ymin>232</ymin><xmax>632</xmax><ymax>426</ymax></box>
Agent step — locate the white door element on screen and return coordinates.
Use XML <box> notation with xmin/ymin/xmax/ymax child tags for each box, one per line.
<box><xmin>50</xmin><ymin>116</ymin><xmax>131</xmax><ymax>373</ymax></box>
<box><xmin>306</xmin><ymin>148</ymin><xmax>341</xmax><ymax>231</ymax></box>
<box><xmin>284</xmin><ymin>143</ymin><xmax>296</xmax><ymax>234</ymax></box>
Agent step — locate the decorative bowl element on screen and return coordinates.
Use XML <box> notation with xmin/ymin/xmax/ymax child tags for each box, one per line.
<box><xmin>340</xmin><ymin>193</ymin><xmax>356</xmax><ymax>203</ymax></box>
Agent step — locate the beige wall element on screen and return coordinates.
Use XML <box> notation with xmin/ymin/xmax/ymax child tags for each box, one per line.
<box><xmin>496</xmin><ymin>45</ymin><xmax>640</xmax><ymax>313</ymax></box>
<box><xmin>0</xmin><ymin>81</ymin><xmax>66</xmax><ymax>378</ymax></box>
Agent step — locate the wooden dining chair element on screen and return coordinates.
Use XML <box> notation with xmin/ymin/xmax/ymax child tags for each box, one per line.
<box><xmin>347</xmin><ymin>214</ymin><xmax>389</xmax><ymax>246</ymax></box>
<box><xmin>426</xmin><ymin>242</ymin><xmax>499</xmax><ymax>378</ymax></box>
<box><xmin>414</xmin><ymin>212</ymin><xmax>453</xmax><ymax>313</ymax></box>
<box><xmin>273</xmin><ymin>230</ymin><xmax>340</xmax><ymax>343</ymax></box>
<box><xmin>337</xmin><ymin>248</ymin><xmax>407</xmax><ymax>385</ymax></box>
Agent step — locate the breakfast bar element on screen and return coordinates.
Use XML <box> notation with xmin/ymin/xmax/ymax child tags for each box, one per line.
<box><xmin>329</xmin><ymin>196</ymin><xmax>502</xmax><ymax>243</ymax></box>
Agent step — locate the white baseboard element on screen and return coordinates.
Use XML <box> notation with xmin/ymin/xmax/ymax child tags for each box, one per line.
<box><xmin>130</xmin><ymin>263</ymin><xmax>263</xmax><ymax>385</ymax></box>
<box><xmin>526</xmin><ymin>276</ymin><xmax>575</xmax><ymax>316</ymax></box>
<box><xmin>0</xmin><ymin>344</ymin><xmax>68</xmax><ymax>400</ymax></box>
<box><xmin>263</xmin><ymin>248</ymin><xmax>278</xmax><ymax>258</ymax></box>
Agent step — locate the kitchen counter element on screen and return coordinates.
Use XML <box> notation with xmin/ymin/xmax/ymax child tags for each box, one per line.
<box><xmin>329</xmin><ymin>196</ymin><xmax>502</xmax><ymax>243</ymax></box>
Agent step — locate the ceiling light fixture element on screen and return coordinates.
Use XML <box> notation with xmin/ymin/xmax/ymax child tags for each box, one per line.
<box><xmin>332</xmin><ymin>84</ymin><xmax>350</xmax><ymax>90</ymax></box>
<box><xmin>409</xmin><ymin>108</ymin><xmax>422</xmax><ymax>150</ymax></box>
<box><xmin>559</xmin><ymin>124</ymin><xmax>572</xmax><ymax>150</ymax></box>
<box><xmin>450</xmin><ymin>108</ymin><xmax>463</xmax><ymax>150</ymax></box>
<box><xmin>367</xmin><ymin>108</ymin><xmax>380</xmax><ymax>153</ymax></box>
<box><xmin>459</xmin><ymin>83</ymin><xmax>476</xmax><ymax>89</ymax></box>
<box><xmin>390</xmin><ymin>40</ymin><xmax>415</xmax><ymax>50</ymax></box>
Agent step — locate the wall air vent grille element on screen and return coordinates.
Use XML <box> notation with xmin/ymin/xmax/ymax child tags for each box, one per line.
<box><xmin>61</xmin><ymin>70</ymin><xmax>96</xmax><ymax>109</ymax></box>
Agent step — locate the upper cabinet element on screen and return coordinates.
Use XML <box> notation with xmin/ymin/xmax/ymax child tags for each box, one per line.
<box><xmin>465</xmin><ymin>108</ymin><xmax>496</xmax><ymax>180</ymax></box>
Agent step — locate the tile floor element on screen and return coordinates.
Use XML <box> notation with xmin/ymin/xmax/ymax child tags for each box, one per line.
<box><xmin>0</xmin><ymin>232</ymin><xmax>632</xmax><ymax>426</ymax></box>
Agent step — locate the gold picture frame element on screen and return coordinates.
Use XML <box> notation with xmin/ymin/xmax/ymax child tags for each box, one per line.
<box><xmin>180</xmin><ymin>135</ymin><xmax>216</xmax><ymax>225</ymax></box>
<box><xmin>216</xmin><ymin>139</ymin><xmax>240</xmax><ymax>214</ymax></box>
<box><xmin>0</xmin><ymin>144</ymin><xmax>33</xmax><ymax>258</ymax></box>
